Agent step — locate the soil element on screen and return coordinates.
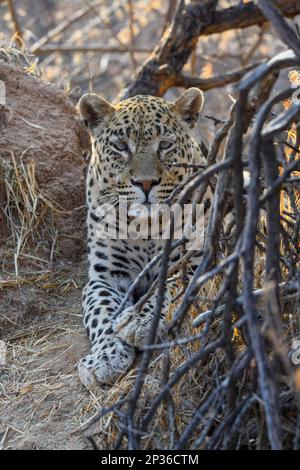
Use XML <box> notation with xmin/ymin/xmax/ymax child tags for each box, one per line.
<box><xmin>0</xmin><ymin>268</ymin><xmax>90</xmax><ymax>450</ymax></box>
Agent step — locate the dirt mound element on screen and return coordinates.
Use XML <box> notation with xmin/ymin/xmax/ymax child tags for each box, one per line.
<box><xmin>0</xmin><ymin>52</ymin><xmax>89</xmax><ymax>261</ymax></box>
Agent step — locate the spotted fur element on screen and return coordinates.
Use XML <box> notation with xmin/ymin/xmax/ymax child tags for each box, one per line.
<box><xmin>78</xmin><ymin>88</ymin><xmax>205</xmax><ymax>385</ymax></box>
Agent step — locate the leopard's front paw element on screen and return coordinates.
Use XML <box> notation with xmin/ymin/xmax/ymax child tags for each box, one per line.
<box><xmin>113</xmin><ymin>306</ymin><xmax>167</xmax><ymax>348</ymax></box>
<box><xmin>78</xmin><ymin>337</ymin><xmax>136</xmax><ymax>386</ymax></box>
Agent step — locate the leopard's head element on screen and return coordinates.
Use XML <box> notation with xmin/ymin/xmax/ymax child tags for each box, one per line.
<box><xmin>79</xmin><ymin>89</ymin><xmax>204</xmax><ymax>215</ymax></box>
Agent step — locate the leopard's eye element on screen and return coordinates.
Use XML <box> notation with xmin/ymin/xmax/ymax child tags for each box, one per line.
<box><xmin>159</xmin><ymin>141</ymin><xmax>173</xmax><ymax>150</ymax></box>
<box><xmin>113</xmin><ymin>141</ymin><xmax>129</xmax><ymax>152</ymax></box>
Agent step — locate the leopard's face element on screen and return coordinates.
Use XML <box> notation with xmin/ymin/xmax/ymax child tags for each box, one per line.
<box><xmin>79</xmin><ymin>89</ymin><xmax>204</xmax><ymax>214</ymax></box>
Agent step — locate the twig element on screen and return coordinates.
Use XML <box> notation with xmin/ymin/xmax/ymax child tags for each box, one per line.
<box><xmin>141</xmin><ymin>339</ymin><xmax>223</xmax><ymax>432</ymax></box>
<box><xmin>35</xmin><ymin>45</ymin><xmax>152</xmax><ymax>55</ymax></box>
<box><xmin>236</xmin><ymin>49</ymin><xmax>299</xmax><ymax>92</ymax></box>
<box><xmin>7</xmin><ymin>0</ymin><xmax>23</xmax><ymax>47</ymax></box>
<box><xmin>127</xmin><ymin>0</ymin><xmax>137</xmax><ymax>71</ymax></box>
<box><xmin>258</xmin><ymin>0</ymin><xmax>300</xmax><ymax>62</ymax></box>
<box><xmin>241</xmin><ymin>88</ymin><xmax>284</xmax><ymax>450</ymax></box>
<box><xmin>124</xmin><ymin>217</ymin><xmax>175</xmax><ymax>448</ymax></box>
<box><xmin>192</xmin><ymin>281</ymin><xmax>297</xmax><ymax>328</ymax></box>
<box><xmin>30</xmin><ymin>1</ymin><xmax>103</xmax><ymax>54</ymax></box>
<box><xmin>174</xmin><ymin>62</ymin><xmax>261</xmax><ymax>91</ymax></box>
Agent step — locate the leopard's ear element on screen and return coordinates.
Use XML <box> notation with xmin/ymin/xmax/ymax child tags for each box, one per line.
<box><xmin>171</xmin><ymin>88</ymin><xmax>204</xmax><ymax>129</ymax></box>
<box><xmin>78</xmin><ymin>93</ymin><xmax>115</xmax><ymax>132</ymax></box>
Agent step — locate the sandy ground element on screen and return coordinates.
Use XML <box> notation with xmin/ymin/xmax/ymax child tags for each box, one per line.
<box><xmin>0</xmin><ymin>265</ymin><xmax>90</xmax><ymax>449</ymax></box>
<box><xmin>0</xmin><ymin>263</ymin><xmax>134</xmax><ymax>450</ymax></box>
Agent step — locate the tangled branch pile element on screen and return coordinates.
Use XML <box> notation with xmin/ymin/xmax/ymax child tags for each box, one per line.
<box><xmin>85</xmin><ymin>1</ymin><xmax>300</xmax><ymax>450</ymax></box>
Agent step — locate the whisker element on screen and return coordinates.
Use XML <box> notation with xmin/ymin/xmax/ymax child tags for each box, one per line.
<box><xmin>96</xmin><ymin>192</ymin><xmax>118</xmax><ymax>203</ymax></box>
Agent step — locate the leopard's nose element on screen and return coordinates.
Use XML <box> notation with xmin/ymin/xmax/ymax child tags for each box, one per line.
<box><xmin>131</xmin><ymin>178</ymin><xmax>161</xmax><ymax>193</ymax></box>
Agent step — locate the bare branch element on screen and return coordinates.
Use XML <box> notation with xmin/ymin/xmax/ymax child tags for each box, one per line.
<box><xmin>258</xmin><ymin>0</ymin><xmax>300</xmax><ymax>62</ymax></box>
<box><xmin>7</xmin><ymin>0</ymin><xmax>23</xmax><ymax>47</ymax></box>
<box><xmin>174</xmin><ymin>63</ymin><xmax>260</xmax><ymax>91</ymax></box>
<box><xmin>122</xmin><ymin>0</ymin><xmax>300</xmax><ymax>98</ymax></box>
<box><xmin>34</xmin><ymin>45</ymin><xmax>152</xmax><ymax>55</ymax></box>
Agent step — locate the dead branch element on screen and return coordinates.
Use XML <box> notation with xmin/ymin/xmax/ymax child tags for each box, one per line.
<box><xmin>174</xmin><ymin>63</ymin><xmax>261</xmax><ymax>91</ymax></box>
<box><xmin>33</xmin><ymin>45</ymin><xmax>152</xmax><ymax>55</ymax></box>
<box><xmin>258</xmin><ymin>0</ymin><xmax>300</xmax><ymax>61</ymax></box>
<box><xmin>7</xmin><ymin>0</ymin><xmax>23</xmax><ymax>47</ymax></box>
<box><xmin>29</xmin><ymin>1</ymin><xmax>104</xmax><ymax>54</ymax></box>
<box><xmin>122</xmin><ymin>0</ymin><xmax>300</xmax><ymax>98</ymax></box>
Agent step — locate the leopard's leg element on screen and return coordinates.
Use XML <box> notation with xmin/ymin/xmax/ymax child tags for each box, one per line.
<box><xmin>112</xmin><ymin>284</ymin><xmax>173</xmax><ymax>349</ymax></box>
<box><xmin>78</xmin><ymin>280</ymin><xmax>136</xmax><ymax>386</ymax></box>
<box><xmin>112</xmin><ymin>250</ymin><xmax>202</xmax><ymax>349</ymax></box>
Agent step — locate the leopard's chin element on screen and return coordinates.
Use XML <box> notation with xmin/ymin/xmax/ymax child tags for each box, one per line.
<box><xmin>128</xmin><ymin>201</ymin><xmax>151</xmax><ymax>219</ymax></box>
<box><xmin>128</xmin><ymin>201</ymin><xmax>175</xmax><ymax>223</ymax></box>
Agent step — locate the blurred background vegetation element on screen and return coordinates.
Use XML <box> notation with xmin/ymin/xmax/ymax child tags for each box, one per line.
<box><xmin>0</xmin><ymin>0</ymin><xmax>297</xmax><ymax>146</ymax></box>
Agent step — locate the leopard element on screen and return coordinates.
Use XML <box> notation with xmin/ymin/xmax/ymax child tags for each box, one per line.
<box><xmin>77</xmin><ymin>87</ymin><xmax>206</xmax><ymax>386</ymax></box>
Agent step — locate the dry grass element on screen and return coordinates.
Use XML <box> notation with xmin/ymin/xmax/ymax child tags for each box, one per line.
<box><xmin>0</xmin><ymin>41</ymin><xmax>40</xmax><ymax>75</ymax></box>
<box><xmin>0</xmin><ymin>152</ymin><xmax>67</xmax><ymax>281</ymax></box>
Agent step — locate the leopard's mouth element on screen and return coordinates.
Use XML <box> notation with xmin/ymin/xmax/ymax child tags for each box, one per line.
<box><xmin>127</xmin><ymin>199</ymin><xmax>174</xmax><ymax>223</ymax></box>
